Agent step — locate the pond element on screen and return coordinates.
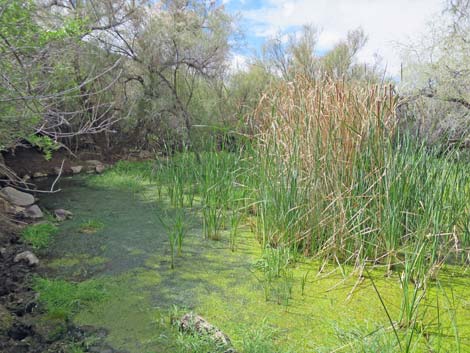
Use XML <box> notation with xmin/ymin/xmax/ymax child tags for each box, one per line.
<box><xmin>37</xmin><ymin>172</ymin><xmax>470</xmax><ymax>353</ymax></box>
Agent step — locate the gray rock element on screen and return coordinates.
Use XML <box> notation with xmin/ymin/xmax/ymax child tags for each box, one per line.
<box><xmin>32</xmin><ymin>172</ymin><xmax>48</xmax><ymax>178</ymax></box>
<box><xmin>54</xmin><ymin>209</ymin><xmax>73</xmax><ymax>221</ymax></box>
<box><xmin>0</xmin><ymin>187</ymin><xmax>34</xmax><ymax>207</ymax></box>
<box><xmin>95</xmin><ymin>164</ymin><xmax>106</xmax><ymax>174</ymax></box>
<box><xmin>70</xmin><ymin>166</ymin><xmax>83</xmax><ymax>174</ymax></box>
<box><xmin>14</xmin><ymin>251</ymin><xmax>39</xmax><ymax>266</ymax></box>
<box><xmin>23</xmin><ymin>205</ymin><xmax>44</xmax><ymax>219</ymax></box>
<box><xmin>179</xmin><ymin>313</ymin><xmax>233</xmax><ymax>348</ymax></box>
<box><xmin>53</xmin><ymin>167</ymin><xmax>63</xmax><ymax>175</ymax></box>
<box><xmin>0</xmin><ymin>304</ymin><xmax>14</xmax><ymax>334</ymax></box>
<box><xmin>85</xmin><ymin>160</ymin><xmax>103</xmax><ymax>167</ymax></box>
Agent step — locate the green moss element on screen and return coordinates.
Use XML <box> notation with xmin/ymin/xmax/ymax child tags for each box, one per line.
<box><xmin>21</xmin><ymin>222</ymin><xmax>58</xmax><ymax>249</ymax></box>
<box><xmin>33</xmin><ymin>277</ymin><xmax>107</xmax><ymax>319</ymax></box>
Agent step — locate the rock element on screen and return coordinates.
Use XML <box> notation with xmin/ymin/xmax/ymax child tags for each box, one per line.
<box><xmin>139</xmin><ymin>150</ymin><xmax>154</xmax><ymax>159</ymax></box>
<box><xmin>14</xmin><ymin>251</ymin><xmax>39</xmax><ymax>267</ymax></box>
<box><xmin>179</xmin><ymin>313</ymin><xmax>234</xmax><ymax>348</ymax></box>
<box><xmin>53</xmin><ymin>167</ymin><xmax>63</xmax><ymax>175</ymax></box>
<box><xmin>0</xmin><ymin>304</ymin><xmax>14</xmax><ymax>335</ymax></box>
<box><xmin>70</xmin><ymin>166</ymin><xmax>83</xmax><ymax>174</ymax></box>
<box><xmin>54</xmin><ymin>209</ymin><xmax>73</xmax><ymax>221</ymax></box>
<box><xmin>23</xmin><ymin>205</ymin><xmax>44</xmax><ymax>219</ymax></box>
<box><xmin>85</xmin><ymin>160</ymin><xmax>103</xmax><ymax>167</ymax></box>
<box><xmin>0</xmin><ymin>187</ymin><xmax>34</xmax><ymax>207</ymax></box>
<box><xmin>95</xmin><ymin>164</ymin><xmax>106</xmax><ymax>174</ymax></box>
<box><xmin>32</xmin><ymin>172</ymin><xmax>48</xmax><ymax>178</ymax></box>
<box><xmin>0</xmin><ymin>196</ymin><xmax>23</xmax><ymax>215</ymax></box>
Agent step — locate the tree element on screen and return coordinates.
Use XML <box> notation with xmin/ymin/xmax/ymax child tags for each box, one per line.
<box><xmin>399</xmin><ymin>0</ymin><xmax>470</xmax><ymax>144</ymax></box>
<box><xmin>83</xmin><ymin>0</ymin><xmax>235</xmax><ymax>150</ymax></box>
<box><xmin>261</xmin><ymin>25</ymin><xmax>370</xmax><ymax>81</ymax></box>
<box><xmin>0</xmin><ymin>0</ymin><xmax>129</xmax><ymax>153</ymax></box>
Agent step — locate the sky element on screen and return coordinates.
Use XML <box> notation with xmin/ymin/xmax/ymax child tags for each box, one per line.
<box><xmin>223</xmin><ymin>0</ymin><xmax>444</xmax><ymax>75</ymax></box>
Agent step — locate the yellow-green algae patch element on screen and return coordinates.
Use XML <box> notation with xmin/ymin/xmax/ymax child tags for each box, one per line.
<box><xmin>68</xmin><ymin>233</ymin><xmax>470</xmax><ymax>352</ymax></box>
<box><xmin>38</xmin><ymin>176</ymin><xmax>470</xmax><ymax>353</ymax></box>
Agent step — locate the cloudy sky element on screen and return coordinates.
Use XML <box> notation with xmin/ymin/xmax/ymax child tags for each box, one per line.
<box><xmin>223</xmin><ymin>0</ymin><xmax>444</xmax><ymax>75</ymax></box>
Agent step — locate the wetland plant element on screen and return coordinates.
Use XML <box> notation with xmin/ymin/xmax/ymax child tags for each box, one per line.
<box><xmin>79</xmin><ymin>219</ymin><xmax>105</xmax><ymax>234</ymax></box>
<box><xmin>157</xmin><ymin>208</ymin><xmax>189</xmax><ymax>268</ymax></box>
<box><xmin>21</xmin><ymin>222</ymin><xmax>58</xmax><ymax>249</ymax></box>
<box><xmin>229</xmin><ymin>209</ymin><xmax>242</xmax><ymax>251</ymax></box>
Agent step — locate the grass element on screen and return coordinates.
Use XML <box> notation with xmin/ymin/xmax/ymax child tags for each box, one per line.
<box><xmin>33</xmin><ymin>277</ymin><xmax>107</xmax><ymax>320</ymax></box>
<box><xmin>157</xmin><ymin>208</ymin><xmax>189</xmax><ymax>269</ymax></box>
<box><xmin>21</xmin><ymin>222</ymin><xmax>58</xmax><ymax>249</ymax></box>
<box><xmin>79</xmin><ymin>219</ymin><xmax>105</xmax><ymax>234</ymax></box>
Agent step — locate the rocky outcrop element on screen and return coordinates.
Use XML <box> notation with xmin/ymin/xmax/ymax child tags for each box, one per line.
<box><xmin>0</xmin><ymin>187</ymin><xmax>35</xmax><ymax>207</ymax></box>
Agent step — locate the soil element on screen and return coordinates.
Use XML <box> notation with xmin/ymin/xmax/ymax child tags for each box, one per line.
<box><xmin>0</xmin><ymin>215</ymin><xmax>47</xmax><ymax>353</ymax></box>
<box><xmin>3</xmin><ymin>147</ymin><xmax>116</xmax><ymax>178</ymax></box>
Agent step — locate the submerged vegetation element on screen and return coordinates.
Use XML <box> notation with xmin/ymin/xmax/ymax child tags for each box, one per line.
<box><xmin>21</xmin><ymin>222</ymin><xmax>58</xmax><ymax>249</ymax></box>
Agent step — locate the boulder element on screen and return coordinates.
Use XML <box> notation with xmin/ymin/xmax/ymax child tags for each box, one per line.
<box><xmin>0</xmin><ymin>304</ymin><xmax>14</xmax><ymax>335</ymax></box>
<box><xmin>178</xmin><ymin>313</ymin><xmax>234</xmax><ymax>348</ymax></box>
<box><xmin>95</xmin><ymin>164</ymin><xmax>106</xmax><ymax>174</ymax></box>
<box><xmin>0</xmin><ymin>187</ymin><xmax>34</xmax><ymax>207</ymax></box>
<box><xmin>54</xmin><ymin>209</ymin><xmax>73</xmax><ymax>221</ymax></box>
<box><xmin>23</xmin><ymin>205</ymin><xmax>44</xmax><ymax>219</ymax></box>
<box><xmin>70</xmin><ymin>166</ymin><xmax>83</xmax><ymax>174</ymax></box>
<box><xmin>14</xmin><ymin>251</ymin><xmax>39</xmax><ymax>267</ymax></box>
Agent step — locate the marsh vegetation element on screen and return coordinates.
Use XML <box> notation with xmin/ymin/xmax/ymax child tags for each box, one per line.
<box><xmin>2</xmin><ymin>1</ymin><xmax>470</xmax><ymax>352</ymax></box>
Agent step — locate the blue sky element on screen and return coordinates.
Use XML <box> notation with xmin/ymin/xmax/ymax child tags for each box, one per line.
<box><xmin>222</xmin><ymin>0</ymin><xmax>444</xmax><ymax>75</ymax></box>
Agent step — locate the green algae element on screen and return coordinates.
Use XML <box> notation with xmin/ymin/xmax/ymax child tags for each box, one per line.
<box><xmin>38</xmin><ymin>175</ymin><xmax>470</xmax><ymax>353</ymax></box>
<box><xmin>47</xmin><ymin>255</ymin><xmax>109</xmax><ymax>269</ymax></box>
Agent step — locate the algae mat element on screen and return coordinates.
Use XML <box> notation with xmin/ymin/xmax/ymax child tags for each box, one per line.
<box><xmin>39</xmin><ymin>177</ymin><xmax>470</xmax><ymax>352</ymax></box>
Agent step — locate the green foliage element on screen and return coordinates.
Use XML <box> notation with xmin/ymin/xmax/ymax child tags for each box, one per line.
<box><xmin>33</xmin><ymin>277</ymin><xmax>106</xmax><ymax>319</ymax></box>
<box><xmin>66</xmin><ymin>343</ymin><xmax>86</xmax><ymax>353</ymax></box>
<box><xmin>21</xmin><ymin>223</ymin><xmax>58</xmax><ymax>249</ymax></box>
<box><xmin>79</xmin><ymin>220</ymin><xmax>105</xmax><ymax>234</ymax></box>
<box><xmin>26</xmin><ymin>135</ymin><xmax>60</xmax><ymax>160</ymax></box>
<box><xmin>240</xmin><ymin>320</ymin><xmax>284</xmax><ymax>353</ymax></box>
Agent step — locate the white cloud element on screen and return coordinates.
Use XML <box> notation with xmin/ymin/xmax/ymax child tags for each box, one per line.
<box><xmin>230</xmin><ymin>53</ymin><xmax>249</xmax><ymax>72</ymax></box>
<box><xmin>242</xmin><ymin>0</ymin><xmax>443</xmax><ymax>75</ymax></box>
